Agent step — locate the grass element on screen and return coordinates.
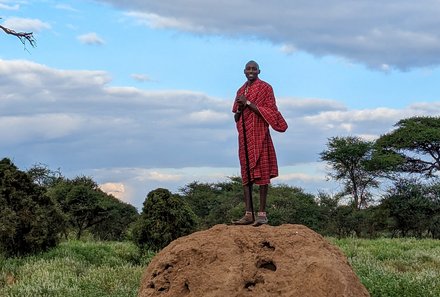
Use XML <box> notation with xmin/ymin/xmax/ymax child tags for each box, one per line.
<box><xmin>330</xmin><ymin>237</ymin><xmax>440</xmax><ymax>297</ymax></box>
<box><xmin>0</xmin><ymin>240</ymin><xmax>154</xmax><ymax>297</ymax></box>
<box><xmin>1</xmin><ymin>237</ymin><xmax>439</xmax><ymax>296</ymax></box>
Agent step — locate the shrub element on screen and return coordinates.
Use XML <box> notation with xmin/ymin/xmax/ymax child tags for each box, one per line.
<box><xmin>0</xmin><ymin>158</ymin><xmax>65</xmax><ymax>256</ymax></box>
<box><xmin>132</xmin><ymin>188</ymin><xmax>198</xmax><ymax>251</ymax></box>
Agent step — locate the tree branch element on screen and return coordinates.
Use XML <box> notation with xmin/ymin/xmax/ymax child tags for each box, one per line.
<box><xmin>0</xmin><ymin>22</ymin><xmax>36</xmax><ymax>48</ymax></box>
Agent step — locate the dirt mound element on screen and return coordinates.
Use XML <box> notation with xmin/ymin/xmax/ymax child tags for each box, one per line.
<box><xmin>138</xmin><ymin>224</ymin><xmax>370</xmax><ymax>297</ymax></box>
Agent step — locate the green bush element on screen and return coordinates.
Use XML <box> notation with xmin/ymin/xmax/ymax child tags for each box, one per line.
<box><xmin>132</xmin><ymin>188</ymin><xmax>198</xmax><ymax>251</ymax></box>
<box><xmin>0</xmin><ymin>158</ymin><xmax>65</xmax><ymax>257</ymax></box>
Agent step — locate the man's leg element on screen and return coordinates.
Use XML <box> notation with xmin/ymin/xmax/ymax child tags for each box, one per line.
<box><xmin>232</xmin><ymin>183</ymin><xmax>254</xmax><ymax>225</ymax></box>
<box><xmin>253</xmin><ymin>184</ymin><xmax>269</xmax><ymax>226</ymax></box>
<box><xmin>258</xmin><ymin>184</ymin><xmax>268</xmax><ymax>212</ymax></box>
<box><xmin>244</xmin><ymin>183</ymin><xmax>253</xmax><ymax>212</ymax></box>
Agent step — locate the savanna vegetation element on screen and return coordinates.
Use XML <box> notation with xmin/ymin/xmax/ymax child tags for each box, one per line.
<box><xmin>0</xmin><ymin>238</ymin><xmax>438</xmax><ymax>297</ymax></box>
<box><xmin>1</xmin><ymin>116</ymin><xmax>440</xmax><ymax>296</ymax></box>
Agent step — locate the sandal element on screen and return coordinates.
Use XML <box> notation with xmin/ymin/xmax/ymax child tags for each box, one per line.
<box><xmin>252</xmin><ymin>212</ymin><xmax>268</xmax><ymax>227</ymax></box>
<box><xmin>232</xmin><ymin>212</ymin><xmax>254</xmax><ymax>225</ymax></box>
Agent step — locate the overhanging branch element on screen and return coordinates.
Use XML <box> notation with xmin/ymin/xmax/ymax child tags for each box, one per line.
<box><xmin>0</xmin><ymin>22</ymin><xmax>36</xmax><ymax>48</ymax></box>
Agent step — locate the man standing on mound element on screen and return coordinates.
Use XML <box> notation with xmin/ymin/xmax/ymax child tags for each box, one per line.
<box><xmin>232</xmin><ymin>60</ymin><xmax>288</xmax><ymax>226</ymax></box>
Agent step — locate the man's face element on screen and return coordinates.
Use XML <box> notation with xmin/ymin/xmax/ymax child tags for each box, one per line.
<box><xmin>244</xmin><ymin>62</ymin><xmax>260</xmax><ymax>82</ymax></box>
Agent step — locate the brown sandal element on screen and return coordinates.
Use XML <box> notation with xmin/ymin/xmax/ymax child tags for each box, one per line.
<box><xmin>252</xmin><ymin>212</ymin><xmax>268</xmax><ymax>227</ymax></box>
<box><xmin>232</xmin><ymin>212</ymin><xmax>254</xmax><ymax>225</ymax></box>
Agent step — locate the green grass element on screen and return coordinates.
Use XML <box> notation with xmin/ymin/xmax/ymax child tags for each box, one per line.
<box><xmin>1</xmin><ymin>238</ymin><xmax>439</xmax><ymax>297</ymax></box>
<box><xmin>0</xmin><ymin>240</ymin><xmax>154</xmax><ymax>297</ymax></box>
<box><xmin>330</xmin><ymin>237</ymin><xmax>440</xmax><ymax>297</ymax></box>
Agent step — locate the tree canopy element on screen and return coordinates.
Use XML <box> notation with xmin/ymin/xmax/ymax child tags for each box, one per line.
<box><xmin>320</xmin><ymin>136</ymin><xmax>379</xmax><ymax>209</ymax></box>
<box><xmin>132</xmin><ymin>188</ymin><xmax>198</xmax><ymax>251</ymax></box>
<box><xmin>47</xmin><ymin>176</ymin><xmax>138</xmax><ymax>240</ymax></box>
<box><xmin>375</xmin><ymin>116</ymin><xmax>440</xmax><ymax>176</ymax></box>
<box><xmin>0</xmin><ymin>158</ymin><xmax>64</xmax><ymax>256</ymax></box>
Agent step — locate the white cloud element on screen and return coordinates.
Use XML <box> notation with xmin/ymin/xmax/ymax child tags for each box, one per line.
<box><xmin>98</xmin><ymin>0</ymin><xmax>440</xmax><ymax>70</ymax></box>
<box><xmin>188</xmin><ymin>109</ymin><xmax>228</xmax><ymax>123</ymax></box>
<box><xmin>0</xmin><ymin>114</ymin><xmax>82</xmax><ymax>144</ymax></box>
<box><xmin>3</xmin><ymin>59</ymin><xmax>440</xmax><ymax>208</ymax></box>
<box><xmin>357</xmin><ymin>134</ymin><xmax>380</xmax><ymax>141</ymax></box>
<box><xmin>1</xmin><ymin>17</ymin><xmax>51</xmax><ymax>32</ymax></box>
<box><xmin>99</xmin><ymin>182</ymin><xmax>126</xmax><ymax>200</ymax></box>
<box><xmin>125</xmin><ymin>11</ymin><xmax>205</xmax><ymax>32</ymax></box>
<box><xmin>145</xmin><ymin>171</ymin><xmax>183</xmax><ymax>182</ymax></box>
<box><xmin>280</xmin><ymin>44</ymin><xmax>296</xmax><ymax>54</ymax></box>
<box><xmin>0</xmin><ymin>3</ymin><xmax>19</xmax><ymax>10</ymax></box>
<box><xmin>277</xmin><ymin>172</ymin><xmax>325</xmax><ymax>183</ymax></box>
<box><xmin>55</xmin><ymin>4</ymin><xmax>79</xmax><ymax>12</ymax></box>
<box><xmin>131</xmin><ymin>73</ymin><xmax>152</xmax><ymax>82</ymax></box>
<box><xmin>77</xmin><ymin>32</ymin><xmax>105</xmax><ymax>45</ymax></box>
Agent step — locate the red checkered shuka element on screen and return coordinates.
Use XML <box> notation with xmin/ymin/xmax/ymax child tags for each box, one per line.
<box><xmin>232</xmin><ymin>78</ymin><xmax>288</xmax><ymax>185</ymax></box>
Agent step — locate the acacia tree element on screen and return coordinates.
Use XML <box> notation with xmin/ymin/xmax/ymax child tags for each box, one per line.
<box><xmin>320</xmin><ymin>136</ymin><xmax>380</xmax><ymax>209</ymax></box>
<box><xmin>375</xmin><ymin>116</ymin><xmax>440</xmax><ymax>177</ymax></box>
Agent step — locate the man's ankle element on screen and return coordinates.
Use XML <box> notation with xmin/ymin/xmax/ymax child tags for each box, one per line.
<box><xmin>257</xmin><ymin>211</ymin><xmax>266</xmax><ymax>217</ymax></box>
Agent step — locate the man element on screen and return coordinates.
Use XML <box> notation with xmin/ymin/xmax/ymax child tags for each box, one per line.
<box><xmin>232</xmin><ymin>60</ymin><xmax>288</xmax><ymax>226</ymax></box>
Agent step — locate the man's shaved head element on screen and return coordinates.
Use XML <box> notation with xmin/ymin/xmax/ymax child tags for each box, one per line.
<box><xmin>245</xmin><ymin>60</ymin><xmax>260</xmax><ymax>70</ymax></box>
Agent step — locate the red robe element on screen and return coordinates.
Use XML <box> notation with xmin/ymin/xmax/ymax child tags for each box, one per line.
<box><xmin>232</xmin><ymin>78</ymin><xmax>287</xmax><ymax>185</ymax></box>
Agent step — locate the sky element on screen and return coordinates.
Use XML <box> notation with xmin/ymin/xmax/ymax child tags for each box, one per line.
<box><xmin>2</xmin><ymin>0</ymin><xmax>440</xmax><ymax>210</ymax></box>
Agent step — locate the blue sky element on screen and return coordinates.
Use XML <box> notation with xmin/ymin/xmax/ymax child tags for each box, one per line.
<box><xmin>2</xmin><ymin>0</ymin><xmax>440</xmax><ymax>209</ymax></box>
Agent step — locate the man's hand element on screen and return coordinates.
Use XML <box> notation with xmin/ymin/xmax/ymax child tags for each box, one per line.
<box><xmin>235</xmin><ymin>95</ymin><xmax>247</xmax><ymax>107</ymax></box>
<box><xmin>234</xmin><ymin>111</ymin><xmax>242</xmax><ymax>122</ymax></box>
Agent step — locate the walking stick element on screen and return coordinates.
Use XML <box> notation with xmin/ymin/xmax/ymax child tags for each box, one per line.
<box><xmin>241</xmin><ymin>103</ymin><xmax>255</xmax><ymax>222</ymax></box>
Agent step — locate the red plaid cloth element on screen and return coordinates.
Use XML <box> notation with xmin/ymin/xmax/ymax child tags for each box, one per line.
<box><xmin>232</xmin><ymin>78</ymin><xmax>287</xmax><ymax>185</ymax></box>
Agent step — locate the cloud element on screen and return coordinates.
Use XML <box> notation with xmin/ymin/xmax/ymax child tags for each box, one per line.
<box><xmin>125</xmin><ymin>11</ymin><xmax>205</xmax><ymax>32</ymax></box>
<box><xmin>277</xmin><ymin>172</ymin><xmax>325</xmax><ymax>183</ymax></box>
<box><xmin>98</xmin><ymin>0</ymin><xmax>440</xmax><ymax>70</ymax></box>
<box><xmin>3</xmin><ymin>58</ymin><xmax>440</xmax><ymax>208</ymax></box>
<box><xmin>131</xmin><ymin>73</ymin><xmax>153</xmax><ymax>82</ymax></box>
<box><xmin>77</xmin><ymin>32</ymin><xmax>105</xmax><ymax>45</ymax></box>
<box><xmin>1</xmin><ymin>17</ymin><xmax>51</xmax><ymax>32</ymax></box>
<box><xmin>188</xmin><ymin>109</ymin><xmax>229</xmax><ymax>123</ymax></box>
<box><xmin>99</xmin><ymin>182</ymin><xmax>126</xmax><ymax>200</ymax></box>
<box><xmin>280</xmin><ymin>44</ymin><xmax>297</xmax><ymax>54</ymax></box>
<box><xmin>54</xmin><ymin>4</ymin><xmax>79</xmax><ymax>12</ymax></box>
<box><xmin>0</xmin><ymin>59</ymin><xmax>235</xmax><ymax>170</ymax></box>
<box><xmin>144</xmin><ymin>171</ymin><xmax>183</xmax><ymax>182</ymax></box>
<box><xmin>0</xmin><ymin>2</ymin><xmax>19</xmax><ymax>10</ymax></box>
<box><xmin>0</xmin><ymin>114</ymin><xmax>83</xmax><ymax>144</ymax></box>
<box><xmin>3</xmin><ymin>58</ymin><xmax>439</xmax><ymax>171</ymax></box>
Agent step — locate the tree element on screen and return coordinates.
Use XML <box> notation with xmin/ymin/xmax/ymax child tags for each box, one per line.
<box><xmin>47</xmin><ymin>176</ymin><xmax>135</xmax><ymax>240</ymax></box>
<box><xmin>0</xmin><ymin>158</ymin><xmax>64</xmax><ymax>256</ymax></box>
<box><xmin>0</xmin><ymin>18</ymin><xmax>36</xmax><ymax>47</ymax></box>
<box><xmin>320</xmin><ymin>136</ymin><xmax>380</xmax><ymax>209</ymax></box>
<box><xmin>180</xmin><ymin>179</ymin><xmax>323</xmax><ymax>230</ymax></box>
<box><xmin>180</xmin><ymin>178</ymin><xmax>243</xmax><ymax>229</ymax></box>
<box><xmin>266</xmin><ymin>184</ymin><xmax>321</xmax><ymax>229</ymax></box>
<box><xmin>90</xmin><ymin>196</ymin><xmax>139</xmax><ymax>241</ymax></box>
<box><xmin>375</xmin><ymin>116</ymin><xmax>440</xmax><ymax>177</ymax></box>
<box><xmin>380</xmin><ymin>179</ymin><xmax>438</xmax><ymax>237</ymax></box>
<box><xmin>27</xmin><ymin>163</ymin><xmax>63</xmax><ymax>188</ymax></box>
<box><xmin>132</xmin><ymin>188</ymin><xmax>198</xmax><ymax>251</ymax></box>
